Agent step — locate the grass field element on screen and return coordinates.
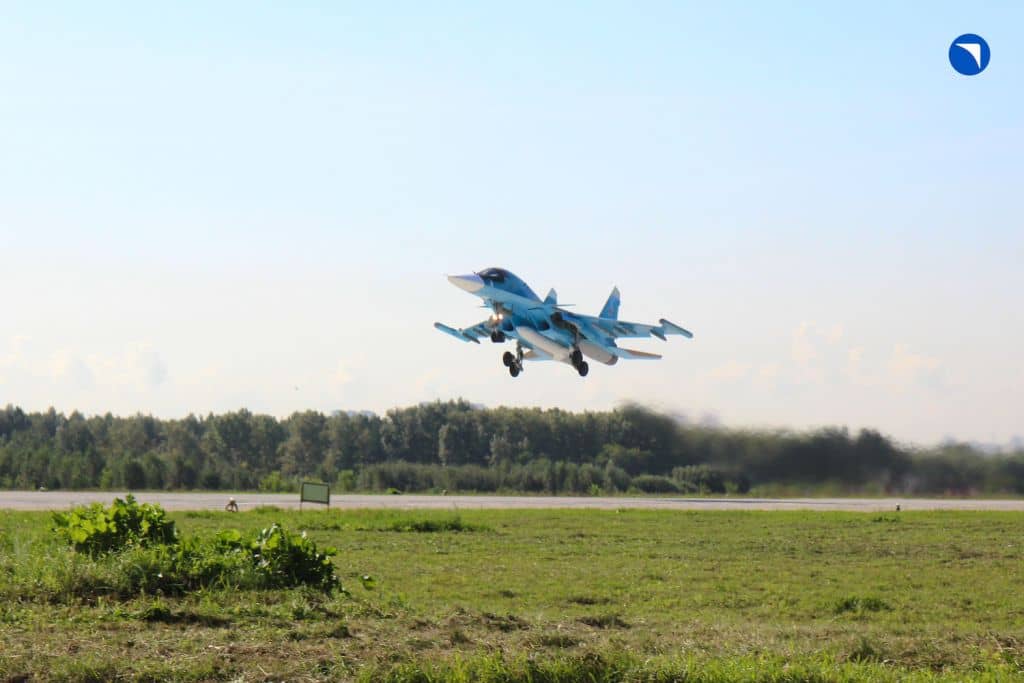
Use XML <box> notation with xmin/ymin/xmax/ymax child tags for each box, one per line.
<box><xmin>2</xmin><ymin>507</ymin><xmax>1023</xmax><ymax>681</ymax></box>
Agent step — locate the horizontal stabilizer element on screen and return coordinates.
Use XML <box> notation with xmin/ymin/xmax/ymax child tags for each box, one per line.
<box><xmin>434</xmin><ymin>322</ymin><xmax>481</xmax><ymax>344</ymax></box>
<box><xmin>659</xmin><ymin>318</ymin><xmax>693</xmax><ymax>338</ymax></box>
<box><xmin>610</xmin><ymin>346</ymin><xmax>662</xmax><ymax>360</ymax></box>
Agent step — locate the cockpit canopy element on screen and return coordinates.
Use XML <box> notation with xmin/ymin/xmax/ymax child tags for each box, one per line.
<box><xmin>476</xmin><ymin>268</ymin><xmax>540</xmax><ymax>301</ymax></box>
<box><xmin>477</xmin><ymin>267</ymin><xmax>508</xmax><ymax>283</ymax></box>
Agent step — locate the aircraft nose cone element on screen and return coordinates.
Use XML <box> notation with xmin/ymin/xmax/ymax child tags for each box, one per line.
<box><xmin>447</xmin><ymin>273</ymin><xmax>485</xmax><ymax>293</ymax></box>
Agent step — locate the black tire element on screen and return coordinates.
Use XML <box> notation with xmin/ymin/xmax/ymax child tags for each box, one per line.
<box><xmin>491</xmin><ymin>331</ymin><xmax>506</xmax><ymax>343</ymax></box>
<box><xmin>577</xmin><ymin>361</ymin><xmax>589</xmax><ymax>377</ymax></box>
<box><xmin>502</xmin><ymin>351</ymin><xmax>515</xmax><ymax>367</ymax></box>
<box><xmin>570</xmin><ymin>349</ymin><xmax>583</xmax><ymax>366</ymax></box>
<box><xmin>509</xmin><ymin>364</ymin><xmax>520</xmax><ymax>377</ymax></box>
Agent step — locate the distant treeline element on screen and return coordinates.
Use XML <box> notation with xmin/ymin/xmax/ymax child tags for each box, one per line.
<box><xmin>1</xmin><ymin>402</ymin><xmax>1022</xmax><ymax>495</ymax></box>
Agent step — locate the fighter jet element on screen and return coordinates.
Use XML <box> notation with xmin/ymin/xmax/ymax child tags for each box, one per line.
<box><xmin>435</xmin><ymin>268</ymin><xmax>692</xmax><ymax>378</ymax></box>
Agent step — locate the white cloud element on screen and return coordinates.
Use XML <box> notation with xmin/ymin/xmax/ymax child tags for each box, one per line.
<box><xmin>1</xmin><ymin>335</ymin><xmax>31</xmax><ymax>371</ymax></box>
<box><xmin>842</xmin><ymin>346</ymin><xmax>868</xmax><ymax>384</ymax></box>
<box><xmin>333</xmin><ymin>360</ymin><xmax>354</xmax><ymax>387</ymax></box>
<box><xmin>791</xmin><ymin>321</ymin><xmax>818</xmax><ymax>366</ymax></box>
<box><xmin>888</xmin><ymin>343</ymin><xmax>940</xmax><ymax>386</ymax></box>
<box><xmin>49</xmin><ymin>351</ymin><xmax>96</xmax><ymax>390</ymax></box>
<box><xmin>415</xmin><ymin>368</ymin><xmax>446</xmax><ymax>398</ymax></box>
<box><xmin>86</xmin><ymin>346</ymin><xmax>168</xmax><ymax>391</ymax></box>
<box><xmin>132</xmin><ymin>348</ymin><xmax>168</xmax><ymax>388</ymax></box>
<box><xmin>0</xmin><ymin>339</ymin><xmax>169</xmax><ymax>401</ymax></box>
<box><xmin>721</xmin><ymin>322</ymin><xmax>946</xmax><ymax>399</ymax></box>
<box><xmin>789</xmin><ymin>321</ymin><xmax>851</xmax><ymax>385</ymax></box>
<box><xmin>753</xmin><ymin>363</ymin><xmax>781</xmax><ymax>389</ymax></box>
<box><xmin>707</xmin><ymin>360</ymin><xmax>751</xmax><ymax>381</ymax></box>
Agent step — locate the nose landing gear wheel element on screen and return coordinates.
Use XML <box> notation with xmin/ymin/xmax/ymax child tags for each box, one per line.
<box><xmin>577</xmin><ymin>361</ymin><xmax>589</xmax><ymax>377</ymax></box>
<box><xmin>491</xmin><ymin>330</ymin><xmax>506</xmax><ymax>343</ymax></box>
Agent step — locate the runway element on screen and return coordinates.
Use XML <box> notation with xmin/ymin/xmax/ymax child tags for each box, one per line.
<box><xmin>1</xmin><ymin>491</ymin><xmax>1023</xmax><ymax>512</ymax></box>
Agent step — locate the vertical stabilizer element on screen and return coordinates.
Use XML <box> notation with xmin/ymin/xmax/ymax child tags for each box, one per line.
<box><xmin>544</xmin><ymin>288</ymin><xmax>558</xmax><ymax>305</ymax></box>
<box><xmin>599</xmin><ymin>286</ymin><xmax>620</xmax><ymax>319</ymax></box>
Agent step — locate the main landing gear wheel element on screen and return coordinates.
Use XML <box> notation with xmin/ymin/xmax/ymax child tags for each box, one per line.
<box><xmin>503</xmin><ymin>349</ymin><xmax>524</xmax><ymax>378</ymax></box>
<box><xmin>569</xmin><ymin>347</ymin><xmax>588</xmax><ymax>376</ymax></box>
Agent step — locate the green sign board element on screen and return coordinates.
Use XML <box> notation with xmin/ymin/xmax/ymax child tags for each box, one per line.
<box><xmin>300</xmin><ymin>482</ymin><xmax>330</xmax><ymax>508</ymax></box>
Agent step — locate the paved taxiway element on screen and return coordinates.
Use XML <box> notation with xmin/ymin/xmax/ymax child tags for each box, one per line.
<box><xmin>1</xmin><ymin>491</ymin><xmax>1022</xmax><ymax>511</ymax></box>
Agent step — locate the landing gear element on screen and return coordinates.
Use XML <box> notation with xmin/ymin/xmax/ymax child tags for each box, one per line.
<box><xmin>570</xmin><ymin>347</ymin><xmax>589</xmax><ymax>377</ymax></box>
<box><xmin>490</xmin><ymin>330</ymin><xmax>506</xmax><ymax>343</ymax></box>
<box><xmin>503</xmin><ymin>346</ymin><xmax>524</xmax><ymax>378</ymax></box>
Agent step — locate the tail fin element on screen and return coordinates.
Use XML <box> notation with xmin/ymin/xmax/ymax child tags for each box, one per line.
<box><xmin>544</xmin><ymin>288</ymin><xmax>558</xmax><ymax>305</ymax></box>
<box><xmin>599</xmin><ymin>287</ymin><xmax>620</xmax><ymax>319</ymax></box>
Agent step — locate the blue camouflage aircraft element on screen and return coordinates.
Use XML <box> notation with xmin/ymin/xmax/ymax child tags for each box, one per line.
<box><xmin>435</xmin><ymin>268</ymin><xmax>693</xmax><ymax>378</ymax></box>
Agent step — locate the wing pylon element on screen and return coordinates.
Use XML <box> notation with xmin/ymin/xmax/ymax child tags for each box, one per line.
<box><xmin>434</xmin><ymin>321</ymin><xmax>491</xmax><ymax>343</ymax></box>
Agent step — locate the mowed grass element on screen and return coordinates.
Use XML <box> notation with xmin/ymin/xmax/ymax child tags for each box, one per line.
<box><xmin>1</xmin><ymin>508</ymin><xmax>1023</xmax><ymax>681</ymax></box>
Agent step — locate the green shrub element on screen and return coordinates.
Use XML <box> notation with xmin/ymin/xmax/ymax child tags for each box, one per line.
<box><xmin>51</xmin><ymin>528</ymin><xmax>337</xmax><ymax>598</ymax></box>
<box><xmin>671</xmin><ymin>465</ymin><xmax>727</xmax><ymax>494</ymax></box>
<box><xmin>52</xmin><ymin>495</ymin><xmax>177</xmax><ymax>556</ymax></box>
<box><xmin>168</xmin><ymin>536</ymin><xmax>254</xmax><ymax>592</ymax></box>
<box><xmin>631</xmin><ymin>475</ymin><xmax>679</xmax><ymax>493</ymax></box>
<box><xmin>51</xmin><ymin>498</ymin><xmax>338</xmax><ymax>594</ymax></box>
<box><xmin>252</xmin><ymin>524</ymin><xmax>337</xmax><ymax>590</ymax></box>
<box><xmin>259</xmin><ymin>471</ymin><xmax>297</xmax><ymax>493</ymax></box>
<box><xmin>335</xmin><ymin>469</ymin><xmax>357</xmax><ymax>491</ymax></box>
<box><xmin>217</xmin><ymin>524</ymin><xmax>338</xmax><ymax>591</ymax></box>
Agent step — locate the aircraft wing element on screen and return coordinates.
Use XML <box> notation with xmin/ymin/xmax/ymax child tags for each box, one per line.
<box><xmin>433</xmin><ymin>319</ymin><xmax>493</xmax><ymax>344</ymax></box>
<box><xmin>562</xmin><ymin>311</ymin><xmax>693</xmax><ymax>342</ymax></box>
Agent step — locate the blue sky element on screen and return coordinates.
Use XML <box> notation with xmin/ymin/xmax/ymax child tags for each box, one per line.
<box><xmin>1</xmin><ymin>3</ymin><xmax>1021</xmax><ymax>444</ymax></box>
